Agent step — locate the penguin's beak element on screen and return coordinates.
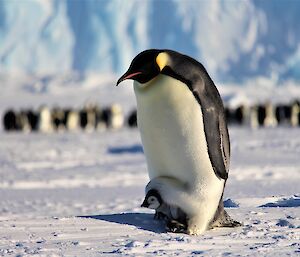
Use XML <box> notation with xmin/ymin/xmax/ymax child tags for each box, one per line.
<box><xmin>141</xmin><ymin>199</ymin><xmax>149</xmax><ymax>208</ymax></box>
<box><xmin>116</xmin><ymin>71</ymin><xmax>142</xmax><ymax>86</ymax></box>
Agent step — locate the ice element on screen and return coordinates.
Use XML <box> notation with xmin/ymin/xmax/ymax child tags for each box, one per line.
<box><xmin>1</xmin><ymin>0</ymin><xmax>300</xmax><ymax>82</ymax></box>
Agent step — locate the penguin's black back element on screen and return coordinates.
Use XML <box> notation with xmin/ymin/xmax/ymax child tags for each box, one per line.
<box><xmin>160</xmin><ymin>50</ymin><xmax>230</xmax><ymax>180</ymax></box>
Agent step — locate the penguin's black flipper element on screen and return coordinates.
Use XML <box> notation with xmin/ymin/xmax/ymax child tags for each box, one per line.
<box><xmin>154</xmin><ymin>211</ymin><xmax>167</xmax><ymax>220</ymax></box>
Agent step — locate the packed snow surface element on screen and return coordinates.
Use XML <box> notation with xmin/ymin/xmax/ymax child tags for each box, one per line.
<box><xmin>0</xmin><ymin>127</ymin><xmax>299</xmax><ymax>256</ymax></box>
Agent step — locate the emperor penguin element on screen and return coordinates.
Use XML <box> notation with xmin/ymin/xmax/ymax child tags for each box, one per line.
<box><xmin>38</xmin><ymin>106</ymin><xmax>53</xmax><ymax>133</ymax></box>
<box><xmin>66</xmin><ymin>109</ymin><xmax>80</xmax><ymax>131</ymax></box>
<box><xmin>117</xmin><ymin>49</ymin><xmax>237</xmax><ymax>235</ymax></box>
<box><xmin>3</xmin><ymin>109</ymin><xmax>17</xmax><ymax>131</ymax></box>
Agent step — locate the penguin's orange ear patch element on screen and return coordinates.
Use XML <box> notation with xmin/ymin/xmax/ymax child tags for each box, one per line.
<box><xmin>156</xmin><ymin>52</ymin><xmax>169</xmax><ymax>71</ymax></box>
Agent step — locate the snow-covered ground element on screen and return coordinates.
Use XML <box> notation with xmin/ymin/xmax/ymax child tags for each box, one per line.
<box><xmin>0</xmin><ymin>127</ymin><xmax>299</xmax><ymax>256</ymax></box>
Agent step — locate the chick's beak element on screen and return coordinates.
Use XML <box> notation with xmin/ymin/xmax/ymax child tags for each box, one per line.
<box><xmin>141</xmin><ymin>199</ymin><xmax>149</xmax><ymax>208</ymax></box>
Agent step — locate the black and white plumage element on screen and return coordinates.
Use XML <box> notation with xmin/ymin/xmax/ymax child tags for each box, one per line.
<box><xmin>117</xmin><ymin>49</ymin><xmax>239</xmax><ymax>235</ymax></box>
<box><xmin>102</xmin><ymin>104</ymin><xmax>124</xmax><ymax>129</ymax></box>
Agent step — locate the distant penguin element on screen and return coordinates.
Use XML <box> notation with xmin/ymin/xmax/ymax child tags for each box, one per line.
<box><xmin>27</xmin><ymin>109</ymin><xmax>39</xmax><ymax>131</ymax></box>
<box><xmin>249</xmin><ymin>106</ymin><xmax>259</xmax><ymax>129</ymax></box>
<box><xmin>52</xmin><ymin>107</ymin><xmax>66</xmax><ymax>131</ymax></box>
<box><xmin>110</xmin><ymin>104</ymin><xmax>124</xmax><ymax>129</ymax></box>
<box><xmin>264</xmin><ymin>102</ymin><xmax>277</xmax><ymax>127</ymax></box>
<box><xmin>38</xmin><ymin>106</ymin><xmax>53</xmax><ymax>133</ymax></box>
<box><xmin>3</xmin><ymin>109</ymin><xmax>17</xmax><ymax>131</ymax></box>
<box><xmin>62</xmin><ymin>108</ymin><xmax>71</xmax><ymax>129</ymax></box>
<box><xmin>275</xmin><ymin>104</ymin><xmax>292</xmax><ymax>126</ymax></box>
<box><xmin>95</xmin><ymin>107</ymin><xmax>107</xmax><ymax>131</ymax></box>
<box><xmin>86</xmin><ymin>105</ymin><xmax>97</xmax><ymax>132</ymax></box>
<box><xmin>117</xmin><ymin>49</ymin><xmax>239</xmax><ymax>235</ymax></box>
<box><xmin>79</xmin><ymin>108</ymin><xmax>88</xmax><ymax>130</ymax></box>
<box><xmin>101</xmin><ymin>107</ymin><xmax>111</xmax><ymax>129</ymax></box>
<box><xmin>298</xmin><ymin>102</ymin><xmax>300</xmax><ymax>127</ymax></box>
<box><xmin>18</xmin><ymin>109</ymin><xmax>31</xmax><ymax>132</ymax></box>
<box><xmin>291</xmin><ymin>101</ymin><xmax>300</xmax><ymax>127</ymax></box>
<box><xmin>128</xmin><ymin>109</ymin><xmax>138</xmax><ymax>128</ymax></box>
<box><xmin>234</xmin><ymin>105</ymin><xmax>250</xmax><ymax>125</ymax></box>
<box><xmin>101</xmin><ymin>104</ymin><xmax>124</xmax><ymax>129</ymax></box>
<box><xmin>80</xmin><ymin>104</ymin><xmax>97</xmax><ymax>132</ymax></box>
<box><xmin>66</xmin><ymin>109</ymin><xmax>80</xmax><ymax>131</ymax></box>
<box><xmin>257</xmin><ymin>104</ymin><xmax>266</xmax><ymax>126</ymax></box>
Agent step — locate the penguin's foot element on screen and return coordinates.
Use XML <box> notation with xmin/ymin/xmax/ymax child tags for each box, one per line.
<box><xmin>186</xmin><ymin>226</ymin><xmax>199</xmax><ymax>235</ymax></box>
<box><xmin>187</xmin><ymin>217</ymin><xmax>207</xmax><ymax>235</ymax></box>
<box><xmin>209</xmin><ymin>208</ymin><xmax>243</xmax><ymax>229</ymax></box>
<box><xmin>210</xmin><ymin>209</ymin><xmax>243</xmax><ymax>228</ymax></box>
<box><xmin>222</xmin><ymin>219</ymin><xmax>243</xmax><ymax>227</ymax></box>
<box><xmin>187</xmin><ymin>226</ymin><xmax>206</xmax><ymax>236</ymax></box>
<box><xmin>166</xmin><ymin>220</ymin><xmax>187</xmax><ymax>233</ymax></box>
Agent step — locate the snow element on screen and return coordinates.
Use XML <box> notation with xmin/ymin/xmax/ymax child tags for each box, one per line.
<box><xmin>0</xmin><ymin>127</ymin><xmax>299</xmax><ymax>256</ymax></box>
<box><xmin>1</xmin><ymin>0</ymin><xmax>300</xmax><ymax>82</ymax></box>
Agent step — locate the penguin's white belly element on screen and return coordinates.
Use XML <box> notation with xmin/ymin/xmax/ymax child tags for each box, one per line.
<box><xmin>134</xmin><ymin>75</ymin><xmax>222</xmax><ymax>192</ymax></box>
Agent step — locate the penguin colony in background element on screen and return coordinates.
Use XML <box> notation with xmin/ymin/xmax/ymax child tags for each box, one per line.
<box><xmin>225</xmin><ymin>101</ymin><xmax>300</xmax><ymax>128</ymax></box>
<box><xmin>117</xmin><ymin>49</ymin><xmax>240</xmax><ymax>235</ymax></box>
<box><xmin>3</xmin><ymin>101</ymin><xmax>300</xmax><ymax>132</ymax></box>
<box><xmin>2</xmin><ymin>104</ymin><xmax>124</xmax><ymax>132</ymax></box>
<box><xmin>128</xmin><ymin>101</ymin><xmax>300</xmax><ymax>129</ymax></box>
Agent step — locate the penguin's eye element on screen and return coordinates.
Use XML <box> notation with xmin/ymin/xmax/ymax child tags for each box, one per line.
<box><xmin>149</xmin><ymin>197</ymin><xmax>156</xmax><ymax>202</ymax></box>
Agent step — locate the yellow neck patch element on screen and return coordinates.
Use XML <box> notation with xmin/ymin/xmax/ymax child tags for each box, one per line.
<box><xmin>156</xmin><ymin>52</ymin><xmax>169</xmax><ymax>71</ymax></box>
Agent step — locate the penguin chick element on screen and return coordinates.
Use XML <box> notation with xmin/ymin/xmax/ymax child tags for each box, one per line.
<box><xmin>141</xmin><ymin>188</ymin><xmax>187</xmax><ymax>233</ymax></box>
<box><xmin>141</xmin><ymin>189</ymin><xmax>167</xmax><ymax>219</ymax></box>
<box><xmin>145</xmin><ymin>176</ymin><xmax>201</xmax><ymax>234</ymax></box>
<box><xmin>141</xmin><ymin>189</ymin><xmax>162</xmax><ymax>210</ymax></box>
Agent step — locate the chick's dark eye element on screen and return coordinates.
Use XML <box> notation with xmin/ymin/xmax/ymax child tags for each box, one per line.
<box><xmin>148</xmin><ymin>197</ymin><xmax>156</xmax><ymax>202</ymax></box>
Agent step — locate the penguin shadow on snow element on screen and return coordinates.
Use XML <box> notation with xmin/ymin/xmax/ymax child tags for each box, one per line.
<box><xmin>107</xmin><ymin>144</ymin><xmax>143</xmax><ymax>154</ymax></box>
<box><xmin>78</xmin><ymin>213</ymin><xmax>166</xmax><ymax>233</ymax></box>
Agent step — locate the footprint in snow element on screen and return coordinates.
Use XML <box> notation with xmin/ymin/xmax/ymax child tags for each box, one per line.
<box><xmin>276</xmin><ymin>218</ymin><xmax>295</xmax><ymax>228</ymax></box>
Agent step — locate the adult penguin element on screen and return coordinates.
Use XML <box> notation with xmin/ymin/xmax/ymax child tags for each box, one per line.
<box><xmin>117</xmin><ymin>49</ymin><xmax>238</xmax><ymax>235</ymax></box>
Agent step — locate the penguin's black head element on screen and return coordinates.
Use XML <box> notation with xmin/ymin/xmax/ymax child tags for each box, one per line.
<box><xmin>141</xmin><ymin>189</ymin><xmax>163</xmax><ymax>209</ymax></box>
<box><xmin>117</xmin><ymin>49</ymin><xmax>170</xmax><ymax>85</ymax></box>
